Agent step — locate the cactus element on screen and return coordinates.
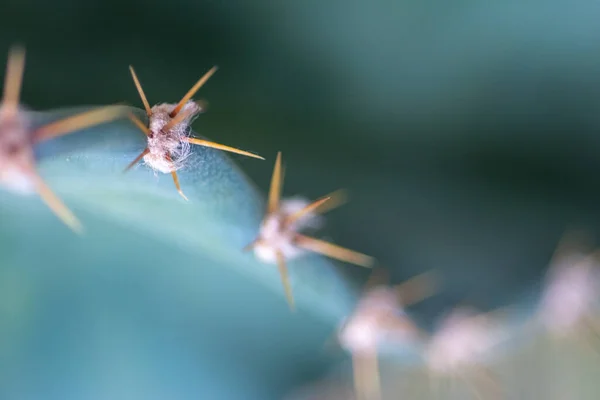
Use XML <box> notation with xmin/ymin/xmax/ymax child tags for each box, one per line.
<box><xmin>2</xmin><ymin>32</ymin><xmax>600</xmax><ymax>399</ymax></box>
<box><xmin>0</xmin><ymin>105</ymin><xmax>365</xmax><ymax>399</ymax></box>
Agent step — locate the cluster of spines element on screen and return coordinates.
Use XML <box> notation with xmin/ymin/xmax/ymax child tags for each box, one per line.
<box><xmin>5</xmin><ymin>44</ymin><xmax>594</xmax><ymax>400</ymax></box>
<box><xmin>0</xmin><ymin>46</ymin><xmax>128</xmax><ymax>232</ymax></box>
<box><xmin>332</xmin><ymin>230</ymin><xmax>600</xmax><ymax>400</ymax></box>
<box><xmin>126</xmin><ymin>64</ymin><xmax>264</xmax><ymax>200</ymax></box>
<box><xmin>0</xmin><ymin>45</ymin><xmax>375</xmax><ymax>311</ymax></box>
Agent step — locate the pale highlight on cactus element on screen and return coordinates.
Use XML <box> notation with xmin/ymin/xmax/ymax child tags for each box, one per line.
<box><xmin>0</xmin><ymin>46</ymin><xmax>128</xmax><ymax>233</ymax></box>
<box><xmin>336</xmin><ymin>268</ymin><xmax>438</xmax><ymax>400</ymax></box>
<box><xmin>533</xmin><ymin>230</ymin><xmax>600</xmax><ymax>348</ymax></box>
<box><xmin>244</xmin><ymin>151</ymin><xmax>375</xmax><ymax>310</ymax></box>
<box><xmin>126</xmin><ymin>65</ymin><xmax>264</xmax><ymax>200</ymax></box>
<box><xmin>423</xmin><ymin>306</ymin><xmax>508</xmax><ymax>400</ymax></box>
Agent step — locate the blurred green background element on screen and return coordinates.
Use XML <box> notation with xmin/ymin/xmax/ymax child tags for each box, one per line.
<box><xmin>2</xmin><ymin>0</ymin><xmax>600</xmax><ymax>398</ymax></box>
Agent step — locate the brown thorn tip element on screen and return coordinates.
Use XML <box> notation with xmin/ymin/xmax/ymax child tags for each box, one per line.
<box><xmin>129</xmin><ymin>65</ymin><xmax>152</xmax><ymax>117</ymax></box>
<box><xmin>267</xmin><ymin>151</ymin><xmax>283</xmax><ymax>215</ymax></box>
<box><xmin>313</xmin><ymin>189</ymin><xmax>349</xmax><ymax>216</ymax></box>
<box><xmin>178</xmin><ymin>191</ymin><xmax>189</xmax><ymax>202</ymax></box>
<box><xmin>170</xmin><ymin>65</ymin><xmax>219</xmax><ymax>118</ymax></box>
<box><xmin>2</xmin><ymin>45</ymin><xmax>26</xmax><ymax>110</ymax></box>
<box><xmin>169</xmin><ymin>167</ymin><xmax>188</xmax><ymax>201</ymax></box>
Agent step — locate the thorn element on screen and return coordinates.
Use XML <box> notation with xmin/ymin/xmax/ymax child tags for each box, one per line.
<box><xmin>32</xmin><ymin>106</ymin><xmax>127</xmax><ymax>143</ymax></box>
<box><xmin>310</xmin><ymin>189</ymin><xmax>349</xmax><ymax>215</ymax></box>
<box><xmin>267</xmin><ymin>152</ymin><xmax>283</xmax><ymax>215</ymax></box>
<box><xmin>294</xmin><ymin>234</ymin><xmax>375</xmax><ymax>268</ymax></box>
<box><xmin>129</xmin><ymin>65</ymin><xmax>152</xmax><ymax>117</ymax></box>
<box><xmin>352</xmin><ymin>350</ymin><xmax>380</xmax><ymax>400</ymax></box>
<box><xmin>184</xmin><ymin>137</ymin><xmax>264</xmax><ymax>160</ymax></box>
<box><xmin>163</xmin><ymin>153</ymin><xmax>188</xmax><ymax>201</ymax></box>
<box><xmin>124</xmin><ymin>148</ymin><xmax>149</xmax><ymax>172</ymax></box>
<box><xmin>276</xmin><ymin>250</ymin><xmax>295</xmax><ymax>311</ymax></box>
<box><xmin>34</xmin><ymin>173</ymin><xmax>83</xmax><ymax>234</ymax></box>
<box><xmin>284</xmin><ymin>195</ymin><xmax>331</xmax><ymax>227</ymax></box>
<box><xmin>128</xmin><ymin>112</ymin><xmax>152</xmax><ymax>136</ymax></box>
<box><xmin>1</xmin><ymin>45</ymin><xmax>25</xmax><ymax>113</ymax></box>
<box><xmin>170</xmin><ymin>65</ymin><xmax>218</xmax><ymax>118</ymax></box>
<box><xmin>394</xmin><ymin>270</ymin><xmax>439</xmax><ymax>307</ymax></box>
<box><xmin>162</xmin><ymin>106</ymin><xmax>195</xmax><ymax>133</ymax></box>
<box><xmin>170</xmin><ymin>170</ymin><xmax>188</xmax><ymax>201</ymax></box>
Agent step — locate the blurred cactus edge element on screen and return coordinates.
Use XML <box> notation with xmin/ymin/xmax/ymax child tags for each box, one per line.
<box><xmin>2</xmin><ymin>1</ymin><xmax>600</xmax><ymax>400</ymax></box>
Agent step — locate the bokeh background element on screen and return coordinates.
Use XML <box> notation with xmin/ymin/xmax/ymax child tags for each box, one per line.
<box><xmin>2</xmin><ymin>0</ymin><xmax>600</xmax><ymax>399</ymax></box>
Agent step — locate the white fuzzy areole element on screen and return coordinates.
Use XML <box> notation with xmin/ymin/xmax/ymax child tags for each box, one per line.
<box><xmin>425</xmin><ymin>308</ymin><xmax>499</xmax><ymax>373</ymax></box>
<box><xmin>0</xmin><ymin>108</ymin><xmax>37</xmax><ymax>194</ymax></box>
<box><xmin>338</xmin><ymin>314</ymin><xmax>381</xmax><ymax>354</ymax></box>
<box><xmin>338</xmin><ymin>286</ymin><xmax>418</xmax><ymax>354</ymax></box>
<box><xmin>253</xmin><ymin>197</ymin><xmax>323</xmax><ymax>264</ymax></box>
<box><xmin>538</xmin><ymin>256</ymin><xmax>600</xmax><ymax>335</ymax></box>
<box><xmin>143</xmin><ymin>101</ymin><xmax>201</xmax><ymax>173</ymax></box>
